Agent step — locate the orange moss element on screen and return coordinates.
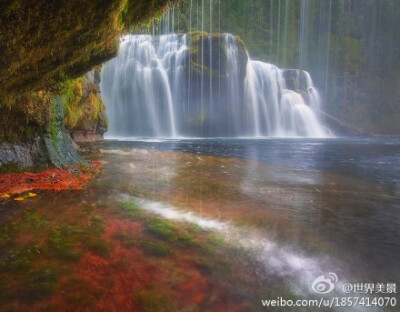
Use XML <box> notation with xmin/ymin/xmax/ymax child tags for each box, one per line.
<box><xmin>0</xmin><ymin>162</ymin><xmax>99</xmax><ymax>197</ymax></box>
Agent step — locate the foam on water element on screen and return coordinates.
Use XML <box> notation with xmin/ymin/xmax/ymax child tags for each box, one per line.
<box><xmin>101</xmin><ymin>34</ymin><xmax>331</xmax><ymax>138</ymax></box>
<box><xmin>116</xmin><ymin>194</ymin><xmax>358</xmax><ymax>302</ymax></box>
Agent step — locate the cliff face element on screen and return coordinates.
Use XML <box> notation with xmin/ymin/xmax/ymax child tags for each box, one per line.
<box><xmin>0</xmin><ymin>0</ymin><xmax>175</xmax><ymax>170</ymax></box>
<box><xmin>64</xmin><ymin>69</ymin><xmax>108</xmax><ymax>143</ymax></box>
<box><xmin>0</xmin><ymin>0</ymin><xmax>123</xmax><ymax>103</ymax></box>
<box><xmin>0</xmin><ymin>0</ymin><xmax>176</xmax><ymax>104</ymax></box>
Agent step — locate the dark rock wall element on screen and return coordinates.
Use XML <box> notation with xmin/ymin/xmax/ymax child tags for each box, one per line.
<box><xmin>0</xmin><ymin>0</ymin><xmax>175</xmax><ymax>169</ymax></box>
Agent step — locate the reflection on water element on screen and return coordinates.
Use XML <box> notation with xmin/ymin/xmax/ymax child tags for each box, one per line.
<box><xmin>119</xmin><ymin>195</ymin><xmax>339</xmax><ymax>297</ymax></box>
<box><xmin>100</xmin><ymin>138</ymin><xmax>400</xmax><ymax>284</ymax></box>
<box><xmin>0</xmin><ymin>138</ymin><xmax>399</xmax><ymax>311</ymax></box>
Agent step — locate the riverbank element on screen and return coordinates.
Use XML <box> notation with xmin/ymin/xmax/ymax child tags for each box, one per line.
<box><xmin>0</xmin><ymin>161</ymin><xmax>100</xmax><ymax>200</ymax></box>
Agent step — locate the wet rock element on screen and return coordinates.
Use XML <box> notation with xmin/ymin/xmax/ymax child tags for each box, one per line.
<box><xmin>281</xmin><ymin>69</ymin><xmax>309</xmax><ymax>92</ymax></box>
<box><xmin>0</xmin><ymin>137</ymin><xmax>49</xmax><ymax>169</ymax></box>
<box><xmin>65</xmin><ymin>68</ymin><xmax>108</xmax><ymax>142</ymax></box>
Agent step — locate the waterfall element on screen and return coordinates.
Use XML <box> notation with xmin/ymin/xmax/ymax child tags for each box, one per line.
<box><xmin>100</xmin><ymin>34</ymin><xmax>330</xmax><ymax>138</ymax></box>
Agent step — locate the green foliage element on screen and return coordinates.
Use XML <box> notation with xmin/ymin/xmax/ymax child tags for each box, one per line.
<box><xmin>330</xmin><ymin>34</ymin><xmax>363</xmax><ymax>76</ymax></box>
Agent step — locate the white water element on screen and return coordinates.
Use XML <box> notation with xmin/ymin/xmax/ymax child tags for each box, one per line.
<box><xmin>116</xmin><ymin>194</ymin><xmax>354</xmax><ymax>301</ymax></box>
<box><xmin>101</xmin><ymin>34</ymin><xmax>330</xmax><ymax>138</ymax></box>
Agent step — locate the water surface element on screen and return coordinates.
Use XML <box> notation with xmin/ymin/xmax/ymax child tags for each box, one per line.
<box><xmin>1</xmin><ymin>137</ymin><xmax>399</xmax><ymax>311</ymax></box>
<box><xmin>101</xmin><ymin>137</ymin><xmax>400</xmax><ymax>283</ymax></box>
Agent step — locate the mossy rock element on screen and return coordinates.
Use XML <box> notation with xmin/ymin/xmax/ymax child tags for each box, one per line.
<box><xmin>136</xmin><ymin>288</ymin><xmax>174</xmax><ymax>312</ymax></box>
<box><xmin>0</xmin><ymin>0</ymin><xmax>175</xmax><ymax>157</ymax></box>
<box><xmin>118</xmin><ymin>201</ymin><xmax>142</xmax><ymax>219</ymax></box>
<box><xmin>145</xmin><ymin>218</ymin><xmax>176</xmax><ymax>240</ymax></box>
<box><xmin>0</xmin><ymin>0</ymin><xmax>176</xmax><ymax>104</ymax></box>
<box><xmin>23</xmin><ymin>267</ymin><xmax>60</xmax><ymax>303</ymax></box>
<box><xmin>48</xmin><ymin>226</ymin><xmax>82</xmax><ymax>262</ymax></box>
<box><xmin>63</xmin><ymin>70</ymin><xmax>108</xmax><ymax>136</ymax></box>
<box><xmin>281</xmin><ymin>69</ymin><xmax>310</xmax><ymax>92</ymax></box>
<box><xmin>140</xmin><ymin>239</ymin><xmax>170</xmax><ymax>257</ymax></box>
<box><xmin>187</xmin><ymin>31</ymin><xmax>248</xmax><ymax>80</ymax></box>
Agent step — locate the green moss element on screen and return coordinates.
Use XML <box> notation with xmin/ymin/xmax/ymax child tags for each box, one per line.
<box><xmin>0</xmin><ymin>162</ymin><xmax>22</xmax><ymax>174</ymax></box>
<box><xmin>0</xmin><ymin>90</ymin><xmax>51</xmax><ymax>144</ymax></box>
<box><xmin>140</xmin><ymin>240</ymin><xmax>170</xmax><ymax>257</ymax></box>
<box><xmin>118</xmin><ymin>201</ymin><xmax>141</xmax><ymax>217</ymax></box>
<box><xmin>136</xmin><ymin>288</ymin><xmax>174</xmax><ymax>312</ymax></box>
<box><xmin>121</xmin><ymin>0</ymin><xmax>179</xmax><ymax>31</ymax></box>
<box><xmin>187</xmin><ymin>31</ymin><xmax>248</xmax><ymax>81</ymax></box>
<box><xmin>0</xmin><ymin>1</ymin><xmax>122</xmax><ymax>102</ymax></box>
<box><xmin>22</xmin><ymin>210</ymin><xmax>49</xmax><ymax>230</ymax></box>
<box><xmin>0</xmin><ymin>212</ymin><xmax>48</xmax><ymax>250</ymax></box>
<box><xmin>58</xmin><ymin>277</ymin><xmax>104</xmax><ymax>308</ymax></box>
<box><xmin>63</xmin><ymin>72</ymin><xmax>108</xmax><ymax>135</ymax></box>
<box><xmin>0</xmin><ymin>0</ymin><xmax>174</xmax><ymax>144</ymax></box>
<box><xmin>144</xmin><ymin>218</ymin><xmax>200</xmax><ymax>248</ymax></box>
<box><xmin>0</xmin><ymin>0</ymin><xmax>175</xmax><ymax>101</ymax></box>
<box><xmin>188</xmin><ymin>31</ymin><xmax>228</xmax><ymax>78</ymax></box>
<box><xmin>23</xmin><ymin>268</ymin><xmax>59</xmax><ymax>303</ymax></box>
<box><xmin>203</xmin><ymin>233</ymin><xmax>225</xmax><ymax>251</ymax></box>
<box><xmin>86</xmin><ymin>238</ymin><xmax>112</xmax><ymax>257</ymax></box>
<box><xmin>145</xmin><ymin>218</ymin><xmax>176</xmax><ymax>240</ymax></box>
<box><xmin>1</xmin><ymin>248</ymin><xmax>34</xmax><ymax>272</ymax></box>
<box><xmin>113</xmin><ymin>232</ymin><xmax>137</xmax><ymax>248</ymax></box>
<box><xmin>48</xmin><ymin>226</ymin><xmax>82</xmax><ymax>262</ymax></box>
<box><xmin>46</xmin><ymin>95</ymin><xmax>88</xmax><ymax>167</ymax></box>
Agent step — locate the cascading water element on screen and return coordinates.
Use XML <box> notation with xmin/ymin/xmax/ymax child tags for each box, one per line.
<box><xmin>100</xmin><ymin>34</ymin><xmax>330</xmax><ymax>138</ymax></box>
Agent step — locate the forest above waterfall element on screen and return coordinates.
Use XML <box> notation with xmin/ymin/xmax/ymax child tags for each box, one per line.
<box><xmin>140</xmin><ymin>0</ymin><xmax>400</xmax><ymax>134</ymax></box>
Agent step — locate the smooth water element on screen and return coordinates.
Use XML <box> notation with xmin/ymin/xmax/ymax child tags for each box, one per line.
<box><xmin>101</xmin><ymin>137</ymin><xmax>400</xmax><ymax>283</ymax></box>
<box><xmin>100</xmin><ymin>34</ymin><xmax>330</xmax><ymax>138</ymax></box>
<box><xmin>1</xmin><ymin>137</ymin><xmax>399</xmax><ymax>311</ymax></box>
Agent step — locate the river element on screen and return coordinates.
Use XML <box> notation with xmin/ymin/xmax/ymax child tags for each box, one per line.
<box><xmin>1</xmin><ymin>137</ymin><xmax>399</xmax><ymax>311</ymax></box>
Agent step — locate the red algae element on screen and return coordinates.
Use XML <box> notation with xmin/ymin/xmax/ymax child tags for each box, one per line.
<box><xmin>0</xmin><ymin>151</ymin><xmax>274</xmax><ymax>311</ymax></box>
<box><xmin>0</xmin><ymin>162</ymin><xmax>99</xmax><ymax>198</ymax></box>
